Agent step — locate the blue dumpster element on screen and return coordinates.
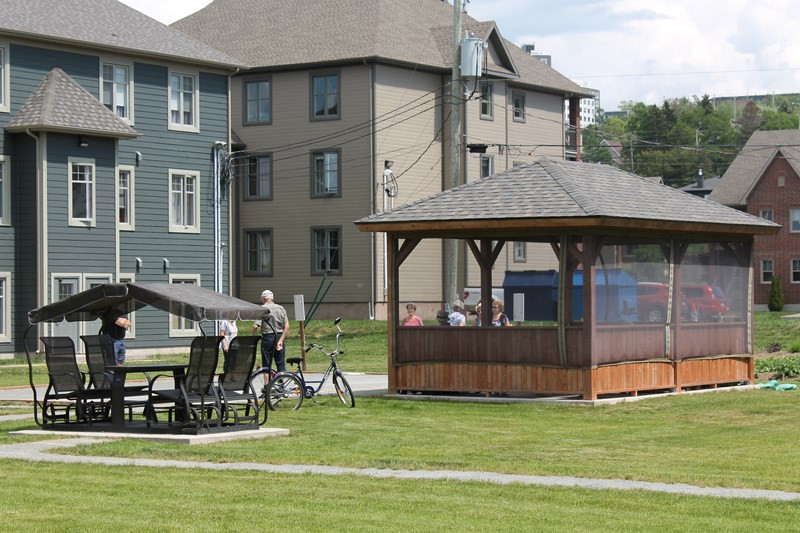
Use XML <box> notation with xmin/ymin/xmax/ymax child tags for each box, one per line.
<box><xmin>503</xmin><ymin>269</ymin><xmax>637</xmax><ymax>323</ymax></box>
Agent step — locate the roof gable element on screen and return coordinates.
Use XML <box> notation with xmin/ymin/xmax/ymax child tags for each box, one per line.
<box><xmin>7</xmin><ymin>68</ymin><xmax>139</xmax><ymax>138</ymax></box>
<box><xmin>710</xmin><ymin>129</ymin><xmax>800</xmax><ymax>206</ymax></box>
<box><xmin>173</xmin><ymin>0</ymin><xmax>591</xmax><ymax>97</ymax></box>
<box><xmin>0</xmin><ymin>0</ymin><xmax>242</xmax><ymax>68</ymax></box>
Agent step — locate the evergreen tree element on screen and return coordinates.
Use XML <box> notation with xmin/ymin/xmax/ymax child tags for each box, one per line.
<box><xmin>768</xmin><ymin>276</ymin><xmax>784</xmax><ymax>312</ymax></box>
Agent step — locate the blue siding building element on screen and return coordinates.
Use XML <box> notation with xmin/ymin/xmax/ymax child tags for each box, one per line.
<box><xmin>0</xmin><ymin>0</ymin><xmax>243</xmax><ymax>356</ymax></box>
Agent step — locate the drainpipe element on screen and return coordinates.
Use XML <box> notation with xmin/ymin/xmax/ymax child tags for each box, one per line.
<box><xmin>25</xmin><ymin>129</ymin><xmax>45</xmax><ymax>313</ymax></box>
<box><xmin>367</xmin><ymin>60</ymin><xmax>376</xmax><ymax>320</ymax></box>
<box><xmin>213</xmin><ymin>141</ymin><xmax>226</xmax><ymax>295</ymax></box>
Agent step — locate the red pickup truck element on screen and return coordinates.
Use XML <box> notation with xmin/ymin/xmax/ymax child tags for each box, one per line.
<box><xmin>637</xmin><ymin>282</ymin><xmax>729</xmax><ymax>323</ymax></box>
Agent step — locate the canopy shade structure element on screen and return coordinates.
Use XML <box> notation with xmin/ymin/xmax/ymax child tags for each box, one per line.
<box><xmin>28</xmin><ymin>283</ymin><xmax>268</xmax><ymax>324</ymax></box>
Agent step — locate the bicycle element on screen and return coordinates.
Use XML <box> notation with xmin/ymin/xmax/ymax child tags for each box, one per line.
<box><xmin>247</xmin><ymin>365</ymin><xmax>276</xmax><ymax>425</ymax></box>
<box><xmin>267</xmin><ymin>317</ymin><xmax>355</xmax><ymax>410</ymax></box>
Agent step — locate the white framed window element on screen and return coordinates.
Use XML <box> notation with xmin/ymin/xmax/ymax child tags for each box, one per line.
<box><xmin>118</xmin><ymin>165</ymin><xmax>134</xmax><ymax>230</ymax></box>
<box><xmin>761</xmin><ymin>259</ymin><xmax>773</xmax><ymax>284</ymax></box>
<box><xmin>512</xmin><ymin>91</ymin><xmax>525</xmax><ymax>122</ymax></box>
<box><xmin>310</xmin><ymin>72</ymin><xmax>340</xmax><ymax>120</ymax></box>
<box><xmin>0</xmin><ymin>272</ymin><xmax>10</xmax><ymax>342</ymax></box>
<box><xmin>168</xmin><ymin>70</ymin><xmax>199</xmax><ymax>132</ymax></box>
<box><xmin>513</xmin><ymin>242</ymin><xmax>527</xmax><ymax>263</ymax></box>
<box><xmin>244</xmin><ymin>155</ymin><xmax>272</xmax><ymax>199</ymax></box>
<box><xmin>168</xmin><ymin>274</ymin><xmax>201</xmax><ymax>337</ymax></box>
<box><xmin>118</xmin><ymin>273</ymin><xmax>136</xmax><ymax>338</ymax></box>
<box><xmin>312</xmin><ymin>226</ymin><xmax>341</xmax><ymax>275</ymax></box>
<box><xmin>759</xmin><ymin>208</ymin><xmax>773</xmax><ymax>222</ymax></box>
<box><xmin>0</xmin><ymin>155</ymin><xmax>9</xmax><ymax>226</ymax></box>
<box><xmin>791</xmin><ymin>208</ymin><xmax>800</xmax><ymax>233</ymax></box>
<box><xmin>311</xmin><ymin>150</ymin><xmax>340</xmax><ymax>197</ymax></box>
<box><xmin>0</xmin><ymin>42</ymin><xmax>9</xmax><ymax>114</ymax></box>
<box><xmin>101</xmin><ymin>60</ymin><xmax>133</xmax><ymax>123</ymax></box>
<box><xmin>168</xmin><ymin>169</ymin><xmax>200</xmax><ymax>233</ymax></box>
<box><xmin>480</xmin><ymin>81</ymin><xmax>493</xmax><ymax>119</ymax></box>
<box><xmin>480</xmin><ymin>155</ymin><xmax>494</xmax><ymax>178</ymax></box>
<box><xmin>244</xmin><ymin>229</ymin><xmax>273</xmax><ymax>276</ymax></box>
<box><xmin>68</xmin><ymin>157</ymin><xmax>96</xmax><ymax>227</ymax></box>
<box><xmin>244</xmin><ymin>78</ymin><xmax>271</xmax><ymax>125</ymax></box>
<box><xmin>792</xmin><ymin>260</ymin><xmax>800</xmax><ymax>284</ymax></box>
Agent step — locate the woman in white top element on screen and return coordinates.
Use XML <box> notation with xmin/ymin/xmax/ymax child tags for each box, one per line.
<box><xmin>219</xmin><ymin>320</ymin><xmax>239</xmax><ymax>373</ymax></box>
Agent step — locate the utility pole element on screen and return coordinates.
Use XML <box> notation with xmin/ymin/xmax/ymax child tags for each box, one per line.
<box><xmin>444</xmin><ymin>0</ymin><xmax>462</xmax><ymax>307</ymax></box>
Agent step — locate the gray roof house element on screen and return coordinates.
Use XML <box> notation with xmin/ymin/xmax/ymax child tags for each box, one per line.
<box><xmin>0</xmin><ymin>0</ymin><xmax>242</xmax><ymax>356</ymax></box>
<box><xmin>711</xmin><ymin>129</ymin><xmax>800</xmax><ymax>307</ymax></box>
<box><xmin>174</xmin><ymin>0</ymin><xmax>595</xmax><ymax>320</ymax></box>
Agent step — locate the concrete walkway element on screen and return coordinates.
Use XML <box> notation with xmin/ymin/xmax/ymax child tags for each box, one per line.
<box><xmin>0</xmin><ymin>437</ymin><xmax>797</xmax><ymax>501</ymax></box>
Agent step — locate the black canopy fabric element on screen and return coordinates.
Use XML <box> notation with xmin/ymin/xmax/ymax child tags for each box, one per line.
<box><xmin>28</xmin><ymin>283</ymin><xmax>268</xmax><ymax>324</ymax></box>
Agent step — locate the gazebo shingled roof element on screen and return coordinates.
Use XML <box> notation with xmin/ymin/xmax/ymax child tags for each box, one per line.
<box><xmin>355</xmin><ymin>159</ymin><xmax>779</xmax><ymax>236</ymax></box>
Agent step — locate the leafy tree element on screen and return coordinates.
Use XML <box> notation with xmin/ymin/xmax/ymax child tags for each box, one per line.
<box><xmin>581</xmin><ymin>126</ymin><xmax>614</xmax><ymax>165</ymax></box>
<box><xmin>761</xmin><ymin>108</ymin><xmax>799</xmax><ymax>131</ymax></box>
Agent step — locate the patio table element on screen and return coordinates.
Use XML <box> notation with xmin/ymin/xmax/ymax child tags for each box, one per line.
<box><xmin>106</xmin><ymin>364</ymin><xmax>186</xmax><ymax>429</ymax></box>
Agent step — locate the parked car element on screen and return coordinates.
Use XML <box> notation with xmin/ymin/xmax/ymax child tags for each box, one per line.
<box><xmin>636</xmin><ymin>282</ymin><xmax>729</xmax><ymax>323</ymax></box>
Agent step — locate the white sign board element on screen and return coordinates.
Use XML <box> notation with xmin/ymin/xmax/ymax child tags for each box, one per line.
<box><xmin>513</xmin><ymin>293</ymin><xmax>525</xmax><ymax>323</ymax></box>
<box><xmin>293</xmin><ymin>294</ymin><xmax>306</xmax><ymax>321</ymax></box>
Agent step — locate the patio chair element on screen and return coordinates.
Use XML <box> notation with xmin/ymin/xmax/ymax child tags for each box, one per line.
<box><xmin>144</xmin><ymin>335</ymin><xmax>224</xmax><ymax>430</ymax></box>
<box><xmin>39</xmin><ymin>336</ymin><xmax>110</xmax><ymax>425</ymax></box>
<box><xmin>217</xmin><ymin>336</ymin><xmax>262</xmax><ymax>426</ymax></box>
<box><xmin>80</xmin><ymin>334</ymin><xmax>148</xmax><ymax>421</ymax></box>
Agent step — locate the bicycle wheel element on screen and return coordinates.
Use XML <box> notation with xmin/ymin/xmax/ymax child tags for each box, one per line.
<box><xmin>248</xmin><ymin>368</ymin><xmax>274</xmax><ymax>425</ymax></box>
<box><xmin>333</xmin><ymin>371</ymin><xmax>355</xmax><ymax>408</ymax></box>
<box><xmin>267</xmin><ymin>373</ymin><xmax>304</xmax><ymax>411</ymax></box>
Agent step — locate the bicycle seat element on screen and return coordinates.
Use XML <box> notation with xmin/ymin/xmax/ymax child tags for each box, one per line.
<box><xmin>286</xmin><ymin>357</ymin><xmax>302</xmax><ymax>365</ymax></box>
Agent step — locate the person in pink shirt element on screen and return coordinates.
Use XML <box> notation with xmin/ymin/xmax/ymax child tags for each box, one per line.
<box><xmin>402</xmin><ymin>302</ymin><xmax>424</xmax><ymax>326</ymax></box>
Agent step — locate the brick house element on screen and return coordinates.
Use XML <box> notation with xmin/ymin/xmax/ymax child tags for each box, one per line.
<box><xmin>710</xmin><ymin>129</ymin><xmax>800</xmax><ymax>308</ymax></box>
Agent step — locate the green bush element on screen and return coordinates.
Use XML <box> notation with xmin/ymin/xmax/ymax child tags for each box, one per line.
<box><xmin>768</xmin><ymin>276</ymin><xmax>785</xmax><ymax>311</ymax></box>
<box><xmin>755</xmin><ymin>355</ymin><xmax>800</xmax><ymax>378</ymax></box>
<box><xmin>790</xmin><ymin>343</ymin><xmax>800</xmax><ymax>353</ymax></box>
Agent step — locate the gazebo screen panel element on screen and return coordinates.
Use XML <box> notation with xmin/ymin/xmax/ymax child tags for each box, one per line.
<box><xmin>674</xmin><ymin>241</ymin><xmax>749</xmax><ymax>359</ymax></box>
<box><xmin>592</xmin><ymin>242</ymin><xmax>671</xmax><ymax>365</ymax></box>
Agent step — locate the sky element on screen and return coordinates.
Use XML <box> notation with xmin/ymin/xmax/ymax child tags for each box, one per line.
<box><xmin>120</xmin><ymin>0</ymin><xmax>800</xmax><ymax>111</ymax></box>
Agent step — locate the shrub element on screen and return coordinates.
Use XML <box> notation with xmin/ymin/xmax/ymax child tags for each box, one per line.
<box><xmin>767</xmin><ymin>342</ymin><xmax>782</xmax><ymax>353</ymax></box>
<box><xmin>790</xmin><ymin>343</ymin><xmax>800</xmax><ymax>353</ymax></box>
<box><xmin>768</xmin><ymin>276</ymin><xmax>785</xmax><ymax>311</ymax></box>
<box><xmin>755</xmin><ymin>355</ymin><xmax>800</xmax><ymax>378</ymax></box>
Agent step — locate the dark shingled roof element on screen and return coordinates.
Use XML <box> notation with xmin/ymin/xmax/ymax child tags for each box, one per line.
<box><xmin>0</xmin><ymin>0</ymin><xmax>243</xmax><ymax>69</ymax></box>
<box><xmin>710</xmin><ymin>130</ymin><xmax>800</xmax><ymax>207</ymax></box>
<box><xmin>355</xmin><ymin>159</ymin><xmax>779</xmax><ymax>234</ymax></box>
<box><xmin>173</xmin><ymin>0</ymin><xmax>591</xmax><ymax>97</ymax></box>
<box><xmin>7</xmin><ymin>68</ymin><xmax>139</xmax><ymax>138</ymax></box>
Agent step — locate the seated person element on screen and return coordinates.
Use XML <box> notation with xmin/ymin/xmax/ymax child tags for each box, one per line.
<box><xmin>448</xmin><ymin>299</ymin><xmax>466</xmax><ymax>327</ymax></box>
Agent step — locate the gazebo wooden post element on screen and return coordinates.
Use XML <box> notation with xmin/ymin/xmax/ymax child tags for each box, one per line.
<box><xmin>466</xmin><ymin>238</ymin><xmax>504</xmax><ymax>327</ymax></box>
<box><xmin>582</xmin><ymin>235</ymin><xmax>599</xmax><ymax>400</ymax></box>
<box><xmin>387</xmin><ymin>234</ymin><xmax>399</xmax><ymax>393</ymax></box>
<box><xmin>672</xmin><ymin>240</ymin><xmax>689</xmax><ymax>392</ymax></box>
<box><xmin>744</xmin><ymin>240</ymin><xmax>755</xmax><ymax>382</ymax></box>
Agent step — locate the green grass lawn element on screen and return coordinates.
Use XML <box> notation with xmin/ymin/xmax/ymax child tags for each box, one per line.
<box><xmin>0</xmin><ymin>459</ymin><xmax>796</xmax><ymax>532</ymax></box>
<box><xmin>51</xmin><ymin>387</ymin><xmax>800</xmax><ymax>493</ymax></box>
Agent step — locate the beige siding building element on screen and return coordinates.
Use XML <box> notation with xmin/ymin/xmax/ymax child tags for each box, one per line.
<box><xmin>174</xmin><ymin>0</ymin><xmax>591</xmax><ymax>320</ymax></box>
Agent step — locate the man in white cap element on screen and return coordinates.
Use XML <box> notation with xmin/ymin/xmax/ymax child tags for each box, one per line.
<box><xmin>252</xmin><ymin>289</ymin><xmax>290</xmax><ymax>372</ymax></box>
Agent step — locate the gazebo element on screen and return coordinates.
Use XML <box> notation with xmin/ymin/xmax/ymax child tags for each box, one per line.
<box><xmin>355</xmin><ymin>159</ymin><xmax>779</xmax><ymax>400</ymax></box>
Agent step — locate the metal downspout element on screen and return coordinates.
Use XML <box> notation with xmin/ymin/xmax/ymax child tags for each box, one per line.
<box><xmin>25</xmin><ymin>129</ymin><xmax>45</xmax><ymax>315</ymax></box>
<box><xmin>368</xmin><ymin>60</ymin><xmax>376</xmax><ymax>320</ymax></box>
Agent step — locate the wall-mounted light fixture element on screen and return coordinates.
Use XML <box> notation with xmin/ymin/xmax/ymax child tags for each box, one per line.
<box><xmin>135</xmin><ymin>151</ymin><xmax>142</xmax><ymax>165</ymax></box>
<box><xmin>78</xmin><ymin>136</ymin><xmax>89</xmax><ymax>148</ymax></box>
<box><xmin>135</xmin><ymin>257</ymin><xmax>142</xmax><ymax>273</ymax></box>
<box><xmin>162</xmin><ymin>258</ymin><xmax>170</xmax><ymax>273</ymax></box>
<box><xmin>384</xmin><ymin>160</ymin><xmax>393</xmax><ymax>169</ymax></box>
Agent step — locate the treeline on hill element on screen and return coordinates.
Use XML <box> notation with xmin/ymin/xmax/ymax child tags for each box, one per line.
<box><xmin>583</xmin><ymin>94</ymin><xmax>800</xmax><ymax>188</ymax></box>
